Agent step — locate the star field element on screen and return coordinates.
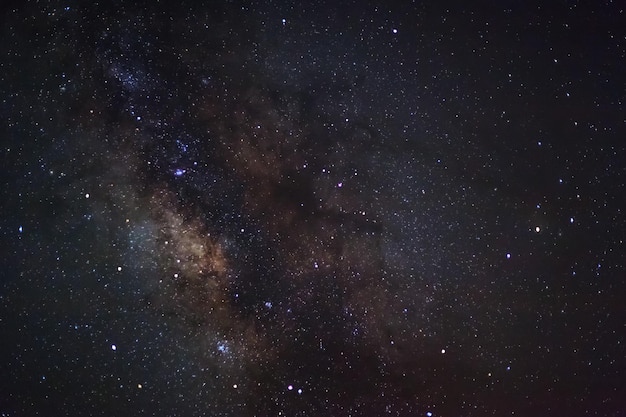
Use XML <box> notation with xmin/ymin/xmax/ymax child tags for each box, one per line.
<box><xmin>1</xmin><ymin>1</ymin><xmax>626</xmax><ymax>416</ymax></box>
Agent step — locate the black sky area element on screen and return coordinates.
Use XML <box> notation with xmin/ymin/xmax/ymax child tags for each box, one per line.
<box><xmin>1</xmin><ymin>1</ymin><xmax>625</xmax><ymax>416</ymax></box>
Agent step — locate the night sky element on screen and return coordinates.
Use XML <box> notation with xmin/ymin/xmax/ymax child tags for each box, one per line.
<box><xmin>1</xmin><ymin>1</ymin><xmax>626</xmax><ymax>416</ymax></box>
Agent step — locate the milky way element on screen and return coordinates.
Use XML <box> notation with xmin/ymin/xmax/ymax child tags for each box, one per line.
<box><xmin>2</xmin><ymin>1</ymin><xmax>626</xmax><ymax>416</ymax></box>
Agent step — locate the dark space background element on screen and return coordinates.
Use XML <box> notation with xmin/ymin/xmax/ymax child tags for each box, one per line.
<box><xmin>1</xmin><ymin>1</ymin><xmax>625</xmax><ymax>416</ymax></box>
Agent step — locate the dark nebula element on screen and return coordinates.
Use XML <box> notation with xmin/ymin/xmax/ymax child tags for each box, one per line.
<box><xmin>2</xmin><ymin>1</ymin><xmax>625</xmax><ymax>416</ymax></box>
